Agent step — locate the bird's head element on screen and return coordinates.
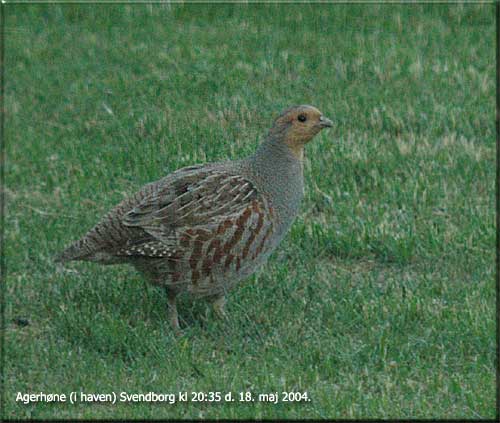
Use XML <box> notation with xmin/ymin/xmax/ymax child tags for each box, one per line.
<box><xmin>268</xmin><ymin>105</ymin><xmax>333</xmax><ymax>158</ymax></box>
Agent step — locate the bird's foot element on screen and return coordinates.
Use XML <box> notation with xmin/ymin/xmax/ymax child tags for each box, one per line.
<box><xmin>212</xmin><ymin>295</ymin><xmax>228</xmax><ymax>320</ymax></box>
<box><xmin>166</xmin><ymin>289</ymin><xmax>182</xmax><ymax>335</ymax></box>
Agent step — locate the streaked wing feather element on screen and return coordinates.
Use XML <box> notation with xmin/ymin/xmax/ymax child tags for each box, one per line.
<box><xmin>122</xmin><ymin>169</ymin><xmax>260</xmax><ymax>244</ymax></box>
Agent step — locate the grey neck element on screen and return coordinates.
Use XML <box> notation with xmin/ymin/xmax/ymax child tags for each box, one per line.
<box><xmin>246</xmin><ymin>136</ymin><xmax>305</xmax><ymax>225</ymax></box>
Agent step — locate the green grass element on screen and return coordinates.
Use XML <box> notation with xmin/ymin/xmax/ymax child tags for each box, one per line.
<box><xmin>4</xmin><ymin>3</ymin><xmax>496</xmax><ymax>420</ymax></box>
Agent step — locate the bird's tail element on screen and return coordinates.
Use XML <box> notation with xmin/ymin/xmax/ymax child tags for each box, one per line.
<box><xmin>54</xmin><ymin>240</ymin><xmax>91</xmax><ymax>263</ymax></box>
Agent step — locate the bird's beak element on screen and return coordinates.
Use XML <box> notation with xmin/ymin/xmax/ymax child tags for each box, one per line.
<box><xmin>319</xmin><ymin>116</ymin><xmax>333</xmax><ymax>128</ymax></box>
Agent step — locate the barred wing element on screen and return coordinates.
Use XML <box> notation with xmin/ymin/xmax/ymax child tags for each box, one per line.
<box><xmin>123</xmin><ymin>168</ymin><xmax>263</xmax><ymax>241</ymax></box>
<box><xmin>119</xmin><ymin>168</ymin><xmax>276</xmax><ymax>289</ymax></box>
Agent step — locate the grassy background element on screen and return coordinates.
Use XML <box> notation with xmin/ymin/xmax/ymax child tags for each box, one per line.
<box><xmin>4</xmin><ymin>3</ymin><xmax>496</xmax><ymax>420</ymax></box>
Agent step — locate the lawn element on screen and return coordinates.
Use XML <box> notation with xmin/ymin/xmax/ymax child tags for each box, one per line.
<box><xmin>3</xmin><ymin>3</ymin><xmax>496</xmax><ymax>420</ymax></box>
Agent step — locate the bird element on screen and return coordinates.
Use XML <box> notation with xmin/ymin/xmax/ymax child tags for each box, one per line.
<box><xmin>55</xmin><ymin>105</ymin><xmax>333</xmax><ymax>331</ymax></box>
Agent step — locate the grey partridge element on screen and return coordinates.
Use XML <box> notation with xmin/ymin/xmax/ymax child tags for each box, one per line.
<box><xmin>56</xmin><ymin>105</ymin><xmax>333</xmax><ymax>331</ymax></box>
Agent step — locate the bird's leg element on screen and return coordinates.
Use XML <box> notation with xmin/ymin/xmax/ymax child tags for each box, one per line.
<box><xmin>212</xmin><ymin>295</ymin><xmax>228</xmax><ymax>320</ymax></box>
<box><xmin>166</xmin><ymin>289</ymin><xmax>180</xmax><ymax>334</ymax></box>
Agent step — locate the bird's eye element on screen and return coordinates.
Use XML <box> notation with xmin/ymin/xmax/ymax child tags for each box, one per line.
<box><xmin>298</xmin><ymin>114</ymin><xmax>307</xmax><ymax>122</ymax></box>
